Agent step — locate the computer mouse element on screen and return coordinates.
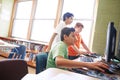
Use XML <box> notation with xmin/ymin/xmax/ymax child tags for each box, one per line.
<box><xmin>110</xmin><ymin>64</ymin><xmax>120</xmax><ymax>69</ymax></box>
<box><xmin>117</xmin><ymin>63</ymin><xmax>120</xmax><ymax>68</ymax></box>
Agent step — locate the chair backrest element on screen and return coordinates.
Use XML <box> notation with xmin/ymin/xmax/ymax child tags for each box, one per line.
<box><xmin>36</xmin><ymin>52</ymin><xmax>48</xmax><ymax>74</ymax></box>
<box><xmin>0</xmin><ymin>59</ymin><xmax>28</xmax><ymax>80</ymax></box>
<box><xmin>8</xmin><ymin>44</ymin><xmax>26</xmax><ymax>59</ymax></box>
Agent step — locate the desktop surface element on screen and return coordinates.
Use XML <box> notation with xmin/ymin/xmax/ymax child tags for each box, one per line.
<box><xmin>22</xmin><ymin>68</ymin><xmax>99</xmax><ymax>80</ymax></box>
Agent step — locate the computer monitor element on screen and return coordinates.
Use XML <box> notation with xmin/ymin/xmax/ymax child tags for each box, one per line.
<box><xmin>114</xmin><ymin>31</ymin><xmax>120</xmax><ymax>61</ymax></box>
<box><xmin>104</xmin><ymin>22</ymin><xmax>117</xmax><ymax>62</ymax></box>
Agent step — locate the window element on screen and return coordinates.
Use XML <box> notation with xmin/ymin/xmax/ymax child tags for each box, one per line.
<box><xmin>12</xmin><ymin>1</ymin><xmax>32</xmax><ymax>39</ymax></box>
<box><xmin>30</xmin><ymin>0</ymin><xmax>58</xmax><ymax>42</ymax></box>
<box><xmin>10</xmin><ymin>0</ymin><xmax>96</xmax><ymax>46</ymax></box>
<box><xmin>62</xmin><ymin>0</ymin><xmax>95</xmax><ymax>47</ymax></box>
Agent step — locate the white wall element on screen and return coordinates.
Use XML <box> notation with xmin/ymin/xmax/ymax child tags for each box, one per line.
<box><xmin>0</xmin><ymin>0</ymin><xmax>14</xmax><ymax>37</ymax></box>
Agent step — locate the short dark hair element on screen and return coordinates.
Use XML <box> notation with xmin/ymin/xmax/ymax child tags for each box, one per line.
<box><xmin>63</xmin><ymin>12</ymin><xmax>74</xmax><ymax>21</ymax></box>
<box><xmin>75</xmin><ymin>22</ymin><xmax>84</xmax><ymax>28</ymax></box>
<box><xmin>61</xmin><ymin>27</ymin><xmax>75</xmax><ymax>41</ymax></box>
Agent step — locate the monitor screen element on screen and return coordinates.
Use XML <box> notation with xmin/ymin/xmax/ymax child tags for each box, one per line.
<box><xmin>114</xmin><ymin>31</ymin><xmax>120</xmax><ymax>61</ymax></box>
<box><xmin>104</xmin><ymin>22</ymin><xmax>117</xmax><ymax>62</ymax></box>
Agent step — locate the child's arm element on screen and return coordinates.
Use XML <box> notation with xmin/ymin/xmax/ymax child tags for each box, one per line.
<box><xmin>55</xmin><ymin>56</ymin><xmax>108</xmax><ymax>72</ymax></box>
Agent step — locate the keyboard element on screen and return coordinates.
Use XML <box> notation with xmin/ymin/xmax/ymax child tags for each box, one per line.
<box><xmin>86</xmin><ymin>70</ymin><xmax>119</xmax><ymax>80</ymax></box>
<box><xmin>84</xmin><ymin>53</ymin><xmax>101</xmax><ymax>58</ymax></box>
<box><xmin>75</xmin><ymin>55</ymin><xmax>120</xmax><ymax>79</ymax></box>
<box><xmin>105</xmin><ymin>63</ymin><xmax>120</xmax><ymax>74</ymax></box>
<box><xmin>79</xmin><ymin>56</ymin><xmax>94</xmax><ymax>62</ymax></box>
<box><xmin>79</xmin><ymin>56</ymin><xmax>120</xmax><ymax>74</ymax></box>
<box><xmin>72</xmin><ymin>68</ymin><xmax>119</xmax><ymax>80</ymax></box>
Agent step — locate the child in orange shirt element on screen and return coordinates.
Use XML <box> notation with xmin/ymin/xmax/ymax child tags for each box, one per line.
<box><xmin>68</xmin><ymin>22</ymin><xmax>92</xmax><ymax>60</ymax></box>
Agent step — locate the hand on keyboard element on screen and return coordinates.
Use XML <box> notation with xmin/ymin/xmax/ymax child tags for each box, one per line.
<box><xmin>86</xmin><ymin>70</ymin><xmax>118</xmax><ymax>80</ymax></box>
<box><xmin>104</xmin><ymin>63</ymin><xmax>120</xmax><ymax>74</ymax></box>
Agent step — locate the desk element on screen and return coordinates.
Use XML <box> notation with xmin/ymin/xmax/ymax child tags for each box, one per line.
<box><xmin>74</xmin><ymin>56</ymin><xmax>120</xmax><ymax>79</ymax></box>
<box><xmin>22</xmin><ymin>68</ymin><xmax>99</xmax><ymax>80</ymax></box>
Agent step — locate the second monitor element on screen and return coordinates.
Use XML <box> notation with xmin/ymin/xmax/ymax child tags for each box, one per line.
<box><xmin>104</xmin><ymin>22</ymin><xmax>117</xmax><ymax>62</ymax></box>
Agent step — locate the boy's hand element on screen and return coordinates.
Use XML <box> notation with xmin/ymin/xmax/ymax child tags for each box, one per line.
<box><xmin>87</xmin><ymin>62</ymin><xmax>109</xmax><ymax>72</ymax></box>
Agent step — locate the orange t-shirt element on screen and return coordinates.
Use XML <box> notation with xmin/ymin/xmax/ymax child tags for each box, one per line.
<box><xmin>68</xmin><ymin>33</ymin><xmax>83</xmax><ymax>56</ymax></box>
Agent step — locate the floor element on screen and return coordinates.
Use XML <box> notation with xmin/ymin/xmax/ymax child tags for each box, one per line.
<box><xmin>0</xmin><ymin>56</ymin><xmax>35</xmax><ymax>74</ymax></box>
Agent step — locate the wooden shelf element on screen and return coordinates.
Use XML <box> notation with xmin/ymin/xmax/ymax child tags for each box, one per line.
<box><xmin>0</xmin><ymin>53</ymin><xmax>9</xmax><ymax>58</ymax></box>
<box><xmin>0</xmin><ymin>50</ymin><xmax>36</xmax><ymax>68</ymax></box>
<box><xmin>0</xmin><ymin>51</ymin><xmax>9</xmax><ymax>58</ymax></box>
<box><xmin>27</xmin><ymin>61</ymin><xmax>36</xmax><ymax>68</ymax></box>
<box><xmin>0</xmin><ymin>36</ymin><xmax>48</xmax><ymax>68</ymax></box>
<box><xmin>0</xmin><ymin>52</ymin><xmax>36</xmax><ymax>68</ymax></box>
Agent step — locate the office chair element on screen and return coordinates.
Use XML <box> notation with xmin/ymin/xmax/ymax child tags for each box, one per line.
<box><xmin>36</xmin><ymin>52</ymin><xmax>48</xmax><ymax>74</ymax></box>
<box><xmin>8</xmin><ymin>44</ymin><xmax>26</xmax><ymax>59</ymax></box>
<box><xmin>0</xmin><ymin>59</ymin><xmax>28</xmax><ymax>80</ymax></box>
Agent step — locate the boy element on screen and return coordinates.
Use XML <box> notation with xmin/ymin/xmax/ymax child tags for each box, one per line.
<box><xmin>46</xmin><ymin>12</ymin><xmax>74</xmax><ymax>52</ymax></box>
<box><xmin>46</xmin><ymin>27</ymin><xmax>108</xmax><ymax>72</ymax></box>
<box><xmin>68</xmin><ymin>22</ymin><xmax>92</xmax><ymax>60</ymax></box>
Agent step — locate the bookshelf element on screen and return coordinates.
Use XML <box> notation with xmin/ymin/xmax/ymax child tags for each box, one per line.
<box><xmin>0</xmin><ymin>36</ymin><xmax>48</xmax><ymax>68</ymax></box>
